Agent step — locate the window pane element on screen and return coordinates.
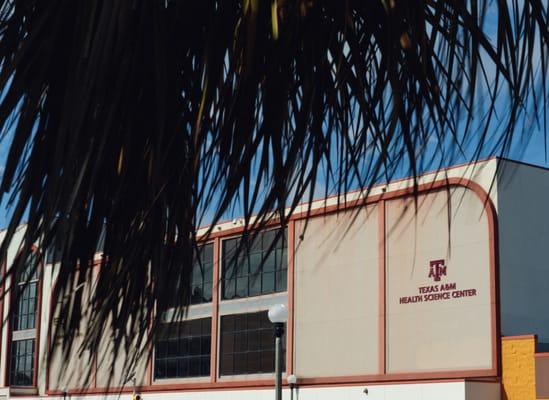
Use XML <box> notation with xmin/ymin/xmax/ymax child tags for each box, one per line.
<box><xmin>154</xmin><ymin>318</ymin><xmax>211</xmax><ymax>380</ymax></box>
<box><xmin>155</xmin><ymin>360</ymin><xmax>166</xmax><ymax>379</ymax></box>
<box><xmin>276</xmin><ymin>269</ymin><xmax>287</xmax><ymax>292</ymax></box>
<box><xmin>220</xmin><ymin>354</ymin><xmax>234</xmax><ymax>375</ymax></box>
<box><xmin>46</xmin><ymin>243</ymin><xmax>61</xmax><ymax>264</ymax></box>
<box><xmin>248</xmin><ymin>351</ymin><xmax>260</xmax><ymax>372</ymax></box>
<box><xmin>179</xmin><ymin>338</ymin><xmax>189</xmax><ymax>354</ymax></box>
<box><xmin>202</xmin><ymin>283</ymin><xmax>212</xmax><ymax>302</ymax></box>
<box><xmin>221</xmin><ymin>332</ymin><xmax>235</xmax><ymax>354</ymax></box>
<box><xmin>191</xmin><ymin>265</ymin><xmax>203</xmax><ymax>285</ymax></box>
<box><xmin>166</xmin><ymin>359</ymin><xmax>178</xmax><ymax>378</ymax></box>
<box><xmin>165</xmin><ymin>243</ymin><xmax>213</xmax><ymax>308</ymax></box>
<box><xmin>10</xmin><ymin>339</ymin><xmax>35</xmax><ymax>386</ymax></box>
<box><xmin>262</xmin><ymin>272</ymin><xmax>275</xmax><ymax>293</ymax></box>
<box><xmin>260</xmin><ymin>350</ymin><xmax>275</xmax><ymax>372</ymax></box>
<box><xmin>249</xmin><ymin>252</ymin><xmax>262</xmax><ymax>275</ymax></box>
<box><xmin>249</xmin><ymin>274</ymin><xmax>261</xmax><ymax>296</ymax></box>
<box><xmin>263</xmin><ymin>230</ymin><xmax>276</xmax><ymax>253</ymax></box>
<box><xmin>221</xmin><ymin>229</ymin><xmax>287</xmax><ymax>299</ymax></box>
<box><xmin>236</xmin><ymin>277</ymin><xmax>248</xmax><ymax>298</ymax></box>
<box><xmin>203</xmin><ymin>244</ymin><xmax>213</xmax><ymax>264</ymax></box>
<box><xmin>275</xmin><ymin>248</ymin><xmax>287</xmax><ymax>270</ymax></box>
<box><xmin>200</xmin><ymin>356</ymin><xmax>210</xmax><ymax>376</ymax></box>
<box><xmin>190</xmin><ymin>337</ymin><xmax>201</xmax><ymax>355</ymax></box>
<box><xmin>234</xmin><ymin>353</ymin><xmax>247</xmax><ymax>374</ymax></box>
<box><xmin>14</xmin><ymin>278</ymin><xmax>38</xmax><ymax>331</ymax></box>
<box><xmin>188</xmin><ymin>243</ymin><xmax>213</xmax><ymax>305</ymax></box>
<box><xmin>248</xmin><ymin>330</ymin><xmax>261</xmax><ymax>351</ymax></box>
<box><xmin>178</xmin><ymin>358</ymin><xmax>189</xmax><ymax>377</ymax></box>
<box><xmin>189</xmin><ymin>358</ymin><xmax>201</xmax><ymax>376</ymax></box>
<box><xmin>168</xmin><ymin>339</ymin><xmax>178</xmax><ymax>355</ymax></box>
<box><xmin>156</xmin><ymin>341</ymin><xmax>167</xmax><ymax>358</ymax></box>
<box><xmin>263</xmin><ymin>252</ymin><xmax>276</xmax><ymax>272</ymax></box>
<box><xmin>219</xmin><ymin>312</ymin><xmax>285</xmax><ymax>376</ymax></box>
<box><xmin>223</xmin><ymin>278</ymin><xmax>236</xmax><ymax>300</ymax></box>
<box><xmin>234</xmin><ymin>332</ymin><xmax>247</xmax><ymax>352</ymax></box>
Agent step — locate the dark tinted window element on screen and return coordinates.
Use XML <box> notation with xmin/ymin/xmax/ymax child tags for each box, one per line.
<box><xmin>190</xmin><ymin>244</ymin><xmax>214</xmax><ymax>305</ymax></box>
<box><xmin>13</xmin><ymin>258</ymin><xmax>39</xmax><ymax>331</ymax></box>
<box><xmin>222</xmin><ymin>229</ymin><xmax>287</xmax><ymax>300</ymax></box>
<box><xmin>45</xmin><ymin>244</ymin><xmax>61</xmax><ymax>264</ymax></box>
<box><xmin>10</xmin><ymin>339</ymin><xmax>34</xmax><ymax>386</ymax></box>
<box><xmin>219</xmin><ymin>311</ymin><xmax>285</xmax><ymax>375</ymax></box>
<box><xmin>47</xmin><ymin>225</ymin><xmax>106</xmax><ymax>264</ymax></box>
<box><xmin>154</xmin><ymin>318</ymin><xmax>211</xmax><ymax>379</ymax></box>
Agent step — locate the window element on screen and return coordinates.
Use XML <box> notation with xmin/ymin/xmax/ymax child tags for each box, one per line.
<box><xmin>190</xmin><ymin>243</ymin><xmax>213</xmax><ymax>305</ymax></box>
<box><xmin>219</xmin><ymin>311</ymin><xmax>285</xmax><ymax>376</ymax></box>
<box><xmin>10</xmin><ymin>339</ymin><xmax>35</xmax><ymax>386</ymax></box>
<box><xmin>46</xmin><ymin>224</ymin><xmax>106</xmax><ymax>264</ymax></box>
<box><xmin>222</xmin><ymin>229</ymin><xmax>287</xmax><ymax>300</ymax></box>
<box><xmin>12</xmin><ymin>264</ymin><xmax>38</xmax><ymax>331</ymax></box>
<box><xmin>45</xmin><ymin>244</ymin><xmax>60</xmax><ymax>264</ymax></box>
<box><xmin>10</xmin><ymin>255</ymin><xmax>39</xmax><ymax>386</ymax></box>
<box><xmin>154</xmin><ymin>318</ymin><xmax>211</xmax><ymax>379</ymax></box>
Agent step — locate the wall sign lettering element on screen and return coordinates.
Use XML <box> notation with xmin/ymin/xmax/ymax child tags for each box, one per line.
<box><xmin>399</xmin><ymin>259</ymin><xmax>478</xmax><ymax>304</ymax></box>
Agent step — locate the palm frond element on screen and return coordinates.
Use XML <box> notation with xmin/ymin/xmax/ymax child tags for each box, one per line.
<box><xmin>0</xmin><ymin>0</ymin><xmax>547</xmax><ymax>370</ymax></box>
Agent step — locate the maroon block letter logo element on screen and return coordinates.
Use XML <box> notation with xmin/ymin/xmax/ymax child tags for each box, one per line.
<box><xmin>428</xmin><ymin>259</ymin><xmax>447</xmax><ymax>282</ymax></box>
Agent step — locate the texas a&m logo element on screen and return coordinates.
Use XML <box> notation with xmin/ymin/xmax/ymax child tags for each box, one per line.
<box><xmin>428</xmin><ymin>259</ymin><xmax>446</xmax><ymax>282</ymax></box>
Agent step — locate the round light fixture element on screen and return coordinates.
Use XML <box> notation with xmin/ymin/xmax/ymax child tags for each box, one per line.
<box><xmin>268</xmin><ymin>303</ymin><xmax>288</xmax><ymax>324</ymax></box>
<box><xmin>287</xmin><ymin>374</ymin><xmax>298</xmax><ymax>385</ymax></box>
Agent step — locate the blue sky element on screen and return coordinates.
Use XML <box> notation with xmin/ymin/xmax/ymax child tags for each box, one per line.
<box><xmin>0</xmin><ymin>120</ymin><xmax>547</xmax><ymax>230</ymax></box>
<box><xmin>0</xmin><ymin>5</ymin><xmax>548</xmax><ymax>229</ymax></box>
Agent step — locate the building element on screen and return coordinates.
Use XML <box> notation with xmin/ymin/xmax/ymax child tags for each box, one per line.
<box><xmin>0</xmin><ymin>157</ymin><xmax>548</xmax><ymax>400</ymax></box>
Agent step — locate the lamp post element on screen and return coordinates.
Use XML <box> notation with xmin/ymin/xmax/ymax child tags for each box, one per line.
<box><xmin>268</xmin><ymin>304</ymin><xmax>288</xmax><ymax>400</ymax></box>
<box><xmin>287</xmin><ymin>374</ymin><xmax>298</xmax><ymax>400</ymax></box>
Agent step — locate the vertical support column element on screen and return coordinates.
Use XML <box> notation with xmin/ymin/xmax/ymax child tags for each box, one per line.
<box><xmin>210</xmin><ymin>237</ymin><xmax>221</xmax><ymax>383</ymax></box>
<box><xmin>274</xmin><ymin>323</ymin><xmax>284</xmax><ymax>400</ymax></box>
<box><xmin>37</xmin><ymin>262</ymin><xmax>51</xmax><ymax>395</ymax></box>
<box><xmin>2</xmin><ymin>272</ymin><xmax>11</xmax><ymax>388</ymax></box>
<box><xmin>145</xmin><ymin>310</ymin><xmax>153</xmax><ymax>386</ymax></box>
<box><xmin>32</xmin><ymin>260</ymin><xmax>44</xmax><ymax>390</ymax></box>
<box><xmin>286</xmin><ymin>220</ymin><xmax>295</xmax><ymax>375</ymax></box>
<box><xmin>378</xmin><ymin>200</ymin><xmax>386</xmax><ymax>375</ymax></box>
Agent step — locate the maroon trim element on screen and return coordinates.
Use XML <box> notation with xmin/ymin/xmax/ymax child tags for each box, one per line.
<box><xmin>287</xmin><ymin>220</ymin><xmax>296</xmax><ymax>375</ymax></box>
<box><xmin>378</xmin><ymin>200</ymin><xmax>386</xmax><ymax>375</ymax></box>
<box><xmin>210</xmin><ymin>237</ymin><xmax>221</xmax><ymax>383</ymax></box>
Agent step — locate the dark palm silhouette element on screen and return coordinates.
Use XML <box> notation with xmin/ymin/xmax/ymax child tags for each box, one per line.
<box><xmin>0</xmin><ymin>0</ymin><xmax>547</xmax><ymax>371</ymax></box>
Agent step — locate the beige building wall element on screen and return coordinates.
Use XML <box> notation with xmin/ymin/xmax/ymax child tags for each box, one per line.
<box><xmin>385</xmin><ymin>187</ymin><xmax>493</xmax><ymax>373</ymax></box>
<box><xmin>48</xmin><ymin>269</ymin><xmax>96</xmax><ymax>390</ymax></box>
<box><xmin>294</xmin><ymin>206</ymin><xmax>380</xmax><ymax>377</ymax></box>
<box><xmin>94</xmin><ymin>322</ymin><xmax>149</xmax><ymax>388</ymax></box>
<box><xmin>0</xmin><ymin>226</ymin><xmax>27</xmax><ymax>388</ymax></box>
<box><xmin>47</xmin><ymin>269</ymin><xmax>149</xmax><ymax>391</ymax></box>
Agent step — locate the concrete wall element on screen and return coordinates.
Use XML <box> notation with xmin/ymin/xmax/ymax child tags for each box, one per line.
<box><xmin>48</xmin><ymin>269</ymin><xmax>95</xmax><ymax>390</ymax></box>
<box><xmin>294</xmin><ymin>206</ymin><xmax>380</xmax><ymax>377</ymax></box>
<box><xmin>385</xmin><ymin>187</ymin><xmax>493</xmax><ymax>373</ymax></box>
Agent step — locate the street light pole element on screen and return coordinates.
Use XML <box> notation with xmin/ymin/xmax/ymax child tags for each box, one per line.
<box><xmin>268</xmin><ymin>304</ymin><xmax>288</xmax><ymax>400</ymax></box>
<box><xmin>274</xmin><ymin>322</ymin><xmax>284</xmax><ymax>400</ymax></box>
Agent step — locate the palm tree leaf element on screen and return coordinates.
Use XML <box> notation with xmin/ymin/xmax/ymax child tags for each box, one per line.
<box><xmin>0</xmin><ymin>0</ymin><xmax>547</xmax><ymax>374</ymax></box>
